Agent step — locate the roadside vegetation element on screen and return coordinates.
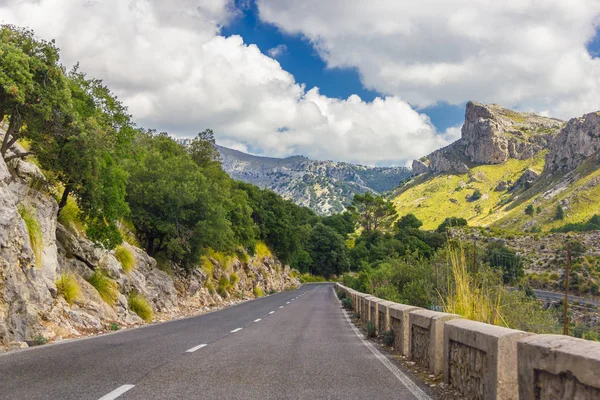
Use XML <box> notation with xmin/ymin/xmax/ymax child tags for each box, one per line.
<box><xmin>128</xmin><ymin>293</ymin><xmax>153</xmax><ymax>322</ymax></box>
<box><xmin>18</xmin><ymin>205</ymin><xmax>43</xmax><ymax>266</ymax></box>
<box><xmin>55</xmin><ymin>274</ymin><xmax>81</xmax><ymax>306</ymax></box>
<box><xmin>87</xmin><ymin>270</ymin><xmax>119</xmax><ymax>306</ymax></box>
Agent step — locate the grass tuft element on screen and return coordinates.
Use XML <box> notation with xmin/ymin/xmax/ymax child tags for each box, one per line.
<box><xmin>114</xmin><ymin>245</ymin><xmax>135</xmax><ymax>274</ymax></box>
<box><xmin>117</xmin><ymin>218</ymin><xmax>140</xmax><ymax>247</ymax></box>
<box><xmin>55</xmin><ymin>274</ymin><xmax>81</xmax><ymax>305</ymax></box>
<box><xmin>255</xmin><ymin>241</ymin><xmax>272</xmax><ymax>259</ymax></box>
<box><xmin>128</xmin><ymin>293</ymin><xmax>154</xmax><ymax>322</ymax></box>
<box><xmin>217</xmin><ymin>275</ymin><xmax>232</xmax><ymax>297</ymax></box>
<box><xmin>57</xmin><ymin>196</ymin><xmax>85</xmax><ymax>234</ymax></box>
<box><xmin>229</xmin><ymin>272</ymin><xmax>239</xmax><ymax>287</ymax></box>
<box><xmin>253</xmin><ymin>286</ymin><xmax>265</xmax><ymax>298</ymax></box>
<box><xmin>87</xmin><ymin>269</ymin><xmax>119</xmax><ymax>306</ymax></box>
<box><xmin>18</xmin><ymin>205</ymin><xmax>43</xmax><ymax>266</ymax></box>
<box><xmin>205</xmin><ymin>279</ymin><xmax>216</xmax><ymax>295</ymax></box>
<box><xmin>365</xmin><ymin>321</ymin><xmax>377</xmax><ymax>338</ymax></box>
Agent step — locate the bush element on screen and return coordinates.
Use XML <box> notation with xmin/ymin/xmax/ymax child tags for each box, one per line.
<box><xmin>341</xmin><ymin>297</ymin><xmax>353</xmax><ymax>309</ymax></box>
<box><xmin>114</xmin><ymin>245</ymin><xmax>135</xmax><ymax>274</ymax></box>
<box><xmin>253</xmin><ymin>286</ymin><xmax>265</xmax><ymax>298</ymax></box>
<box><xmin>128</xmin><ymin>293</ymin><xmax>153</xmax><ymax>322</ymax></box>
<box><xmin>109</xmin><ymin>322</ymin><xmax>120</xmax><ymax>331</ymax></box>
<box><xmin>255</xmin><ymin>241</ymin><xmax>272</xmax><ymax>259</ymax></box>
<box><xmin>18</xmin><ymin>205</ymin><xmax>43</xmax><ymax>266</ymax></box>
<box><xmin>299</xmin><ymin>273</ymin><xmax>326</xmax><ymax>283</ymax></box>
<box><xmin>229</xmin><ymin>272</ymin><xmax>239</xmax><ymax>287</ymax></box>
<box><xmin>217</xmin><ymin>275</ymin><xmax>232</xmax><ymax>297</ymax></box>
<box><xmin>201</xmin><ymin>256</ymin><xmax>214</xmax><ymax>278</ymax></box>
<box><xmin>382</xmin><ymin>330</ymin><xmax>395</xmax><ymax>347</ymax></box>
<box><xmin>336</xmin><ymin>289</ymin><xmax>346</xmax><ymax>300</ymax></box>
<box><xmin>30</xmin><ymin>335</ymin><xmax>48</xmax><ymax>346</ymax></box>
<box><xmin>55</xmin><ymin>274</ymin><xmax>81</xmax><ymax>305</ymax></box>
<box><xmin>365</xmin><ymin>321</ymin><xmax>376</xmax><ymax>338</ymax></box>
<box><xmin>205</xmin><ymin>279</ymin><xmax>215</xmax><ymax>295</ymax></box>
<box><xmin>468</xmin><ymin>190</ymin><xmax>482</xmax><ymax>202</ymax></box>
<box><xmin>87</xmin><ymin>270</ymin><xmax>119</xmax><ymax>306</ymax></box>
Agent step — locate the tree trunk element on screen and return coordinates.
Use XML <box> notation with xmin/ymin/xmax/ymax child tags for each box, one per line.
<box><xmin>1</xmin><ymin>112</ymin><xmax>22</xmax><ymax>157</ymax></box>
<box><xmin>58</xmin><ymin>184</ymin><xmax>72</xmax><ymax>215</ymax></box>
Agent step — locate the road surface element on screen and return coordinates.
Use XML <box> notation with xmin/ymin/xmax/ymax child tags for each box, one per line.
<box><xmin>533</xmin><ymin>289</ymin><xmax>600</xmax><ymax>308</ymax></box>
<box><xmin>0</xmin><ymin>284</ymin><xmax>429</xmax><ymax>400</ymax></box>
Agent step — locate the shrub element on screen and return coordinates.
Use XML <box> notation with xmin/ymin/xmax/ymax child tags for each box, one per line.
<box><xmin>217</xmin><ymin>275</ymin><xmax>232</xmax><ymax>297</ymax></box>
<box><xmin>299</xmin><ymin>273</ymin><xmax>326</xmax><ymax>283</ymax></box>
<box><xmin>229</xmin><ymin>272</ymin><xmax>239</xmax><ymax>287</ymax></box>
<box><xmin>255</xmin><ymin>241</ymin><xmax>272</xmax><ymax>259</ymax></box>
<box><xmin>341</xmin><ymin>297</ymin><xmax>353</xmax><ymax>309</ymax></box>
<box><xmin>87</xmin><ymin>270</ymin><xmax>119</xmax><ymax>306</ymax></box>
<box><xmin>18</xmin><ymin>205</ymin><xmax>43</xmax><ymax>266</ymax></box>
<box><xmin>382</xmin><ymin>330</ymin><xmax>395</xmax><ymax>347</ymax></box>
<box><xmin>365</xmin><ymin>321</ymin><xmax>377</xmax><ymax>338</ymax></box>
<box><xmin>555</xmin><ymin>205</ymin><xmax>565</xmax><ymax>220</ymax></box>
<box><xmin>128</xmin><ymin>293</ymin><xmax>153</xmax><ymax>322</ymax></box>
<box><xmin>114</xmin><ymin>245</ymin><xmax>135</xmax><ymax>274</ymax></box>
<box><xmin>201</xmin><ymin>256</ymin><xmax>214</xmax><ymax>278</ymax></box>
<box><xmin>205</xmin><ymin>279</ymin><xmax>215</xmax><ymax>295</ymax></box>
<box><xmin>289</xmin><ymin>269</ymin><xmax>299</xmax><ymax>279</ymax></box>
<box><xmin>253</xmin><ymin>286</ymin><xmax>265</xmax><ymax>298</ymax></box>
<box><xmin>55</xmin><ymin>274</ymin><xmax>80</xmax><ymax>305</ymax></box>
<box><xmin>525</xmin><ymin>204</ymin><xmax>534</xmax><ymax>217</ymax></box>
<box><xmin>30</xmin><ymin>335</ymin><xmax>48</xmax><ymax>346</ymax></box>
<box><xmin>468</xmin><ymin>190</ymin><xmax>482</xmax><ymax>202</ymax></box>
<box><xmin>57</xmin><ymin>196</ymin><xmax>86</xmax><ymax>234</ymax></box>
<box><xmin>109</xmin><ymin>322</ymin><xmax>120</xmax><ymax>331</ymax></box>
<box><xmin>336</xmin><ymin>289</ymin><xmax>346</xmax><ymax>300</ymax></box>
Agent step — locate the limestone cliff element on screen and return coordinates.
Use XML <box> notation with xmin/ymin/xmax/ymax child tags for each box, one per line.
<box><xmin>0</xmin><ymin>144</ymin><xmax>299</xmax><ymax>351</ymax></box>
<box><xmin>412</xmin><ymin>102</ymin><xmax>563</xmax><ymax>175</ymax></box>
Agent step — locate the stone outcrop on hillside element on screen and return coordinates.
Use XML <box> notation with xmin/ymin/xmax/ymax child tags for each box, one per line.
<box><xmin>0</xmin><ymin>144</ymin><xmax>299</xmax><ymax>351</ymax></box>
<box><xmin>545</xmin><ymin>111</ymin><xmax>600</xmax><ymax>173</ymax></box>
<box><xmin>412</xmin><ymin>102</ymin><xmax>563</xmax><ymax>175</ymax></box>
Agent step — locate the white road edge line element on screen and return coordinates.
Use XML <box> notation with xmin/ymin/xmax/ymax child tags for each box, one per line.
<box><xmin>254</xmin><ymin>318</ymin><xmax>262</xmax><ymax>322</ymax></box>
<box><xmin>186</xmin><ymin>344</ymin><xmax>207</xmax><ymax>353</ymax></box>
<box><xmin>231</xmin><ymin>328</ymin><xmax>243</xmax><ymax>333</ymax></box>
<box><xmin>333</xmin><ymin>288</ymin><xmax>431</xmax><ymax>400</ymax></box>
<box><xmin>269</xmin><ymin>311</ymin><xmax>275</xmax><ymax>314</ymax></box>
<box><xmin>98</xmin><ymin>385</ymin><xmax>135</xmax><ymax>400</ymax></box>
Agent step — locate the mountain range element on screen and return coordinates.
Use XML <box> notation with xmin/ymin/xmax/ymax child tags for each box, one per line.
<box><xmin>217</xmin><ymin>145</ymin><xmax>411</xmax><ymax>215</ymax></box>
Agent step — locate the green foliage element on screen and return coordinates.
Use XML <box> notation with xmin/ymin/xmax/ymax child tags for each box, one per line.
<box><xmin>205</xmin><ymin>279</ymin><xmax>215</xmax><ymax>295</ymax></box>
<box><xmin>55</xmin><ymin>274</ymin><xmax>80</xmax><ymax>306</ymax></box>
<box><xmin>114</xmin><ymin>245</ymin><xmax>135</xmax><ymax>274</ymax></box>
<box><xmin>341</xmin><ymin>297</ymin><xmax>353</xmax><ymax>309</ymax></box>
<box><xmin>382</xmin><ymin>330</ymin><xmax>395</xmax><ymax>347</ymax></box>
<box><xmin>128</xmin><ymin>293</ymin><xmax>153</xmax><ymax>322</ymax></box>
<box><xmin>551</xmin><ymin>214</ymin><xmax>600</xmax><ymax>233</ymax></box>
<box><xmin>321</xmin><ymin>212</ymin><xmax>356</xmax><ymax>237</ymax></box>
<box><xmin>217</xmin><ymin>275</ymin><xmax>232</xmax><ymax>297</ymax></box>
<box><xmin>525</xmin><ymin>204</ymin><xmax>535</xmax><ymax>217</ymax></box>
<box><xmin>350</xmin><ymin>192</ymin><xmax>397</xmax><ymax>232</ymax></box>
<box><xmin>468</xmin><ymin>189</ymin><xmax>482</xmax><ymax>202</ymax></box>
<box><xmin>486</xmin><ymin>242</ymin><xmax>524</xmax><ymax>284</ymax></box>
<box><xmin>57</xmin><ymin>195</ymin><xmax>85</xmax><ymax>234</ymax></box>
<box><xmin>555</xmin><ymin>204</ymin><xmax>565</xmax><ymax>220</ymax></box>
<box><xmin>336</xmin><ymin>289</ymin><xmax>346</xmax><ymax>300</ymax></box>
<box><xmin>253</xmin><ymin>286</ymin><xmax>265</xmax><ymax>298</ymax></box>
<box><xmin>437</xmin><ymin>217</ymin><xmax>468</xmax><ymax>233</ymax></box>
<box><xmin>87</xmin><ymin>270</ymin><xmax>118</xmax><ymax>306</ymax></box>
<box><xmin>229</xmin><ymin>272</ymin><xmax>239</xmax><ymax>287</ymax></box>
<box><xmin>18</xmin><ymin>205</ymin><xmax>43</xmax><ymax>266</ymax></box>
<box><xmin>299</xmin><ymin>274</ymin><xmax>326</xmax><ymax>283</ymax></box>
<box><xmin>307</xmin><ymin>223</ymin><xmax>349</xmax><ymax>278</ymax></box>
<box><xmin>30</xmin><ymin>335</ymin><xmax>49</xmax><ymax>346</ymax></box>
<box><xmin>365</xmin><ymin>321</ymin><xmax>376</xmax><ymax>338</ymax></box>
<box><xmin>109</xmin><ymin>322</ymin><xmax>120</xmax><ymax>331</ymax></box>
<box><xmin>396</xmin><ymin>213</ymin><xmax>423</xmax><ymax>230</ymax></box>
<box><xmin>255</xmin><ymin>241</ymin><xmax>272</xmax><ymax>259</ymax></box>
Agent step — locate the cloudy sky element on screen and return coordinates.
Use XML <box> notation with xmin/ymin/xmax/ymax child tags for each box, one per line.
<box><xmin>1</xmin><ymin>0</ymin><xmax>600</xmax><ymax>166</ymax></box>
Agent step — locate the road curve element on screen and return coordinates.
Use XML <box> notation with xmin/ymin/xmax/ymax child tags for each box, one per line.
<box><xmin>533</xmin><ymin>289</ymin><xmax>600</xmax><ymax>308</ymax></box>
<box><xmin>0</xmin><ymin>284</ymin><xmax>428</xmax><ymax>400</ymax></box>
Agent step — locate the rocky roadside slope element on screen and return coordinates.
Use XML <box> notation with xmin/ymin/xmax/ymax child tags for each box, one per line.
<box><xmin>0</xmin><ymin>144</ymin><xmax>299</xmax><ymax>352</ymax></box>
<box><xmin>217</xmin><ymin>145</ymin><xmax>410</xmax><ymax>215</ymax></box>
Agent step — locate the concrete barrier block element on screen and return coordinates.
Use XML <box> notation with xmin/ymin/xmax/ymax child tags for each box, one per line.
<box><xmin>518</xmin><ymin>334</ymin><xmax>600</xmax><ymax>400</ymax></box>
<box><xmin>376</xmin><ymin>300</ymin><xmax>395</xmax><ymax>334</ymax></box>
<box><xmin>443</xmin><ymin>319</ymin><xmax>532</xmax><ymax>400</ymax></box>
<box><xmin>388</xmin><ymin>304</ymin><xmax>422</xmax><ymax>356</ymax></box>
<box><xmin>409</xmin><ymin>309</ymin><xmax>461</xmax><ymax>375</ymax></box>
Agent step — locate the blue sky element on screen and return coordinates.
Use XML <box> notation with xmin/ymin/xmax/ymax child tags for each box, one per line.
<box><xmin>224</xmin><ymin>0</ymin><xmax>599</xmax><ymax>133</ymax></box>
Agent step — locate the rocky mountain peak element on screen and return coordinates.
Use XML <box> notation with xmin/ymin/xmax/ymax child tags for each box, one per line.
<box><xmin>412</xmin><ymin>102</ymin><xmax>563</xmax><ymax>175</ymax></box>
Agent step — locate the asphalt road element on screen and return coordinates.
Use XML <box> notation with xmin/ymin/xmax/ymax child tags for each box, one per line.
<box><xmin>0</xmin><ymin>284</ymin><xmax>429</xmax><ymax>400</ymax></box>
<box><xmin>533</xmin><ymin>289</ymin><xmax>600</xmax><ymax>308</ymax></box>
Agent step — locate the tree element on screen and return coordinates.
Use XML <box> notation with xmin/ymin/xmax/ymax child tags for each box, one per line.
<box><xmin>396</xmin><ymin>213</ymin><xmax>422</xmax><ymax>230</ymax></box>
<box><xmin>308</xmin><ymin>223</ymin><xmax>349</xmax><ymax>277</ymax></box>
<box><xmin>555</xmin><ymin>204</ymin><xmax>565</xmax><ymax>220</ymax></box>
<box><xmin>0</xmin><ymin>25</ymin><xmax>71</xmax><ymax>162</ymax></box>
<box><xmin>322</xmin><ymin>212</ymin><xmax>356</xmax><ymax>237</ymax></box>
<box><xmin>436</xmin><ymin>217</ymin><xmax>467</xmax><ymax>234</ymax></box>
<box><xmin>525</xmin><ymin>204</ymin><xmax>534</xmax><ymax>217</ymax></box>
<box><xmin>350</xmin><ymin>192</ymin><xmax>397</xmax><ymax>232</ymax></box>
<box><xmin>187</xmin><ymin>129</ymin><xmax>221</xmax><ymax>169</ymax></box>
<box><xmin>468</xmin><ymin>189</ymin><xmax>482</xmax><ymax>202</ymax></box>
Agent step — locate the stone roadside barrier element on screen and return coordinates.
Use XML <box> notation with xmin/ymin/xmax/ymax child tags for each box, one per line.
<box><xmin>334</xmin><ymin>283</ymin><xmax>600</xmax><ymax>400</ymax></box>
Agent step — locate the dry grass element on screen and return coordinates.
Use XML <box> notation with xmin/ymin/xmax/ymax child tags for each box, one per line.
<box><xmin>87</xmin><ymin>270</ymin><xmax>119</xmax><ymax>306</ymax></box>
<box><xmin>115</xmin><ymin>245</ymin><xmax>135</xmax><ymax>274</ymax></box>
<box><xmin>255</xmin><ymin>241</ymin><xmax>272</xmax><ymax>259</ymax></box>
<box><xmin>18</xmin><ymin>204</ymin><xmax>43</xmax><ymax>267</ymax></box>
<box><xmin>128</xmin><ymin>293</ymin><xmax>153</xmax><ymax>322</ymax></box>
<box><xmin>55</xmin><ymin>274</ymin><xmax>81</xmax><ymax>306</ymax></box>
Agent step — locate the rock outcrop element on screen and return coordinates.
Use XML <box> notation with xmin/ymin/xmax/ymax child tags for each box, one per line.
<box><xmin>412</xmin><ymin>102</ymin><xmax>563</xmax><ymax>175</ymax></box>
<box><xmin>0</xmin><ymin>140</ymin><xmax>300</xmax><ymax>350</ymax></box>
<box><xmin>545</xmin><ymin>111</ymin><xmax>600</xmax><ymax>173</ymax></box>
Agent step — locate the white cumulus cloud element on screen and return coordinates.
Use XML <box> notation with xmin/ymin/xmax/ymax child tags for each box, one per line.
<box><xmin>0</xmin><ymin>0</ymin><xmax>457</xmax><ymax>165</ymax></box>
<box><xmin>258</xmin><ymin>0</ymin><xmax>600</xmax><ymax>119</ymax></box>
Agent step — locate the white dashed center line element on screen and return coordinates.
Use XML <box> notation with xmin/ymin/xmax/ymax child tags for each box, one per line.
<box><xmin>98</xmin><ymin>385</ymin><xmax>135</xmax><ymax>400</ymax></box>
<box><xmin>286</xmin><ymin>302</ymin><xmax>290</xmax><ymax>304</ymax></box>
<box><xmin>186</xmin><ymin>344</ymin><xmax>207</xmax><ymax>353</ymax></box>
<box><xmin>269</xmin><ymin>311</ymin><xmax>275</xmax><ymax>315</ymax></box>
<box><xmin>279</xmin><ymin>306</ymin><xmax>284</xmax><ymax>309</ymax></box>
<box><xmin>230</xmin><ymin>328</ymin><xmax>243</xmax><ymax>333</ymax></box>
<box><xmin>254</xmin><ymin>318</ymin><xmax>261</xmax><ymax>322</ymax></box>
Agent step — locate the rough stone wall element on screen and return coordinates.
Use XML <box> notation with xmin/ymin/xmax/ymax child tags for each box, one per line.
<box><xmin>534</xmin><ymin>370</ymin><xmax>600</xmax><ymax>400</ymax></box>
<box><xmin>390</xmin><ymin>316</ymin><xmax>403</xmax><ymax>351</ymax></box>
<box><xmin>378</xmin><ymin>310</ymin><xmax>386</xmax><ymax>333</ymax></box>
<box><xmin>411</xmin><ymin>325</ymin><xmax>431</xmax><ymax>368</ymax></box>
<box><xmin>448</xmin><ymin>340</ymin><xmax>487</xmax><ymax>400</ymax></box>
<box><xmin>370</xmin><ymin>305</ymin><xmax>376</xmax><ymax>324</ymax></box>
